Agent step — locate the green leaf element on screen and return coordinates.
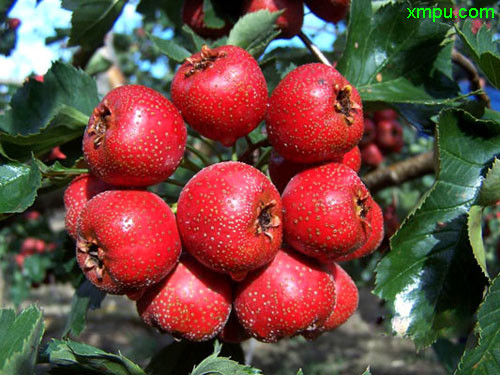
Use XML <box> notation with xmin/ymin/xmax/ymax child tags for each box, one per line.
<box><xmin>44</xmin><ymin>339</ymin><xmax>146</xmax><ymax>375</ymax></box>
<box><xmin>468</xmin><ymin>205</ymin><xmax>489</xmax><ymax>279</ymax></box>
<box><xmin>85</xmin><ymin>53</ymin><xmax>112</xmax><ymax>76</ymax></box>
<box><xmin>375</xmin><ymin>109</ymin><xmax>499</xmax><ymax>349</ymax></box>
<box><xmin>361</xmin><ymin>368</ymin><xmax>372</xmax><ymax>375</ymax></box>
<box><xmin>456</xmin><ymin>274</ymin><xmax>500</xmax><ymax>375</ymax></box>
<box><xmin>337</xmin><ymin>0</ymin><xmax>459</xmax><ymax>130</ymax></box>
<box><xmin>202</xmin><ymin>0</ymin><xmax>225</xmax><ymax>28</ymax></box>
<box><xmin>479</xmin><ymin>158</ymin><xmax>500</xmax><ymax>206</ymax></box>
<box><xmin>182</xmin><ymin>24</ymin><xmax>207</xmax><ymax>52</ymax></box>
<box><xmin>456</xmin><ymin>20</ymin><xmax>500</xmax><ymax>89</ymax></box>
<box><xmin>190</xmin><ymin>341</ymin><xmax>261</xmax><ymax>375</ymax></box>
<box><xmin>23</xmin><ymin>254</ymin><xmax>52</xmax><ymax>283</ymax></box>
<box><xmin>0</xmin><ymin>305</ymin><xmax>44</xmax><ymax>375</ymax></box>
<box><xmin>147</xmin><ymin>340</ymin><xmax>245</xmax><ymax>375</ymax></box>
<box><xmin>433</xmin><ymin>338</ymin><xmax>465</xmax><ymax>374</ymax></box>
<box><xmin>0</xmin><ymin>158</ymin><xmax>41</xmax><ymax>214</ymax></box>
<box><xmin>64</xmin><ymin>0</ymin><xmax>127</xmax><ymax>51</ymax></box>
<box><xmin>296</xmin><ymin>370</ymin><xmax>304</xmax><ymax>375</ymax></box>
<box><xmin>63</xmin><ymin>280</ymin><xmax>106</xmax><ymax>338</ymax></box>
<box><xmin>227</xmin><ymin>10</ymin><xmax>281</xmax><ymax>58</ymax></box>
<box><xmin>149</xmin><ymin>34</ymin><xmax>191</xmax><ymax>63</ymax></box>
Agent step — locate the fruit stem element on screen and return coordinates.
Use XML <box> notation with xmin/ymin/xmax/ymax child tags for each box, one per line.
<box><xmin>298</xmin><ymin>31</ymin><xmax>332</xmax><ymax>66</ymax></box>
<box><xmin>179</xmin><ymin>158</ymin><xmax>202</xmax><ymax>173</ymax></box>
<box><xmin>186</xmin><ymin>143</ymin><xmax>211</xmax><ymax>166</ymax></box>
<box><xmin>231</xmin><ymin>143</ymin><xmax>238</xmax><ymax>161</ymax></box>
<box><xmin>255</xmin><ymin>147</ymin><xmax>272</xmax><ymax>170</ymax></box>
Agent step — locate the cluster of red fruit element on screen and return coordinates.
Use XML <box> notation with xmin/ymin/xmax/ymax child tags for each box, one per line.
<box><xmin>63</xmin><ymin>43</ymin><xmax>383</xmax><ymax>344</ymax></box>
<box><xmin>15</xmin><ymin>236</ymin><xmax>56</xmax><ymax>269</ymax></box>
<box><xmin>360</xmin><ymin>110</ymin><xmax>404</xmax><ymax>168</ymax></box>
<box><xmin>183</xmin><ymin>0</ymin><xmax>349</xmax><ymax>40</ymax></box>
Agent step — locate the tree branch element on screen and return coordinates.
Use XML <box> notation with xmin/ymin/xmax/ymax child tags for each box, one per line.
<box><xmin>452</xmin><ymin>48</ymin><xmax>491</xmax><ymax>108</ymax></box>
<box><xmin>362</xmin><ymin>151</ymin><xmax>435</xmax><ymax>193</ymax></box>
<box><xmin>298</xmin><ymin>31</ymin><xmax>332</xmax><ymax>66</ymax></box>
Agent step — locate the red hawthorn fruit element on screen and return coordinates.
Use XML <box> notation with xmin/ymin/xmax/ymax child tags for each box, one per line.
<box><xmin>15</xmin><ymin>254</ymin><xmax>25</xmax><ymax>268</ymax></box>
<box><xmin>182</xmin><ymin>0</ymin><xmax>232</xmax><ymax>39</ymax></box>
<box><xmin>333</xmin><ymin>197</ymin><xmax>384</xmax><ymax>262</ymax></box>
<box><xmin>243</xmin><ymin>0</ymin><xmax>304</xmax><ymax>39</ymax></box>
<box><xmin>268</xmin><ymin>146</ymin><xmax>361</xmax><ymax>193</ymax></box>
<box><xmin>171</xmin><ymin>45</ymin><xmax>268</xmax><ymax>147</ymax></box>
<box><xmin>177</xmin><ymin>161</ymin><xmax>282</xmax><ymax>281</ymax></box>
<box><xmin>360</xmin><ymin>117</ymin><xmax>376</xmax><ymax>148</ymax></box>
<box><xmin>21</xmin><ymin>237</ymin><xmax>45</xmax><ymax>255</ymax></box>
<box><xmin>303</xmin><ymin>263</ymin><xmax>358</xmax><ymax>339</ymax></box>
<box><xmin>234</xmin><ymin>248</ymin><xmax>336</xmax><ymax>343</ymax></box>
<box><xmin>76</xmin><ymin>190</ymin><xmax>181</xmax><ymax>294</ymax></box>
<box><xmin>24</xmin><ymin>210</ymin><xmax>41</xmax><ymax>221</ymax></box>
<box><xmin>64</xmin><ymin>174</ymin><xmax>114</xmax><ymax>240</ymax></box>
<box><xmin>83</xmin><ymin>85</ymin><xmax>186</xmax><ymax>187</ymax></box>
<box><xmin>383</xmin><ymin>203</ymin><xmax>400</xmax><ymax>240</ymax></box>
<box><xmin>7</xmin><ymin>18</ymin><xmax>20</xmax><ymax>30</ymax></box>
<box><xmin>266</xmin><ymin>63</ymin><xmax>363</xmax><ymax>164</ymax></box>
<box><xmin>48</xmin><ymin>146</ymin><xmax>67</xmax><ymax>161</ymax></box>
<box><xmin>137</xmin><ymin>255</ymin><xmax>232</xmax><ymax>341</ymax></box>
<box><xmin>373</xmin><ymin>109</ymin><xmax>398</xmax><ymax>123</ymax></box>
<box><xmin>361</xmin><ymin>143</ymin><xmax>384</xmax><ymax>167</ymax></box>
<box><xmin>304</xmin><ymin>0</ymin><xmax>350</xmax><ymax>23</ymax></box>
<box><xmin>282</xmin><ymin>163</ymin><xmax>372</xmax><ymax>261</ymax></box>
<box><xmin>376</xmin><ymin>120</ymin><xmax>403</xmax><ymax>153</ymax></box>
<box><xmin>218</xmin><ymin>311</ymin><xmax>251</xmax><ymax>343</ymax></box>
<box><xmin>33</xmin><ymin>75</ymin><xmax>44</xmax><ymax>83</ymax></box>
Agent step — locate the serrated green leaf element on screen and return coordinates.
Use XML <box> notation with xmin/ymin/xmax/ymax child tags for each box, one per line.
<box><xmin>0</xmin><ymin>158</ymin><xmax>41</xmax><ymax>214</ymax></box>
<box><xmin>456</xmin><ymin>20</ymin><xmax>500</xmax><ymax>89</ymax></box>
<box><xmin>0</xmin><ymin>305</ymin><xmax>44</xmax><ymax>375</ymax></box>
<box><xmin>149</xmin><ymin>34</ymin><xmax>191</xmax><ymax>63</ymax></box>
<box><xmin>375</xmin><ymin>109</ymin><xmax>499</xmax><ymax>349</ymax></box>
<box><xmin>63</xmin><ymin>280</ymin><xmax>106</xmax><ymax>338</ymax></box>
<box><xmin>337</xmin><ymin>0</ymin><xmax>459</xmax><ymax>131</ymax></box>
<box><xmin>202</xmin><ymin>0</ymin><xmax>225</xmax><ymax>28</ymax></box>
<box><xmin>65</xmin><ymin>0</ymin><xmax>127</xmax><ymax>51</ymax></box>
<box><xmin>45</xmin><ymin>339</ymin><xmax>146</xmax><ymax>375</ymax></box>
<box><xmin>467</xmin><ymin>205</ymin><xmax>489</xmax><ymax>279</ymax></box>
<box><xmin>456</xmin><ymin>274</ymin><xmax>500</xmax><ymax>375</ymax></box>
<box><xmin>246</xmin><ymin>29</ymin><xmax>281</xmax><ymax>59</ymax></box>
<box><xmin>227</xmin><ymin>10</ymin><xmax>280</xmax><ymax>57</ymax></box>
<box><xmin>479</xmin><ymin>158</ymin><xmax>500</xmax><ymax>206</ymax></box>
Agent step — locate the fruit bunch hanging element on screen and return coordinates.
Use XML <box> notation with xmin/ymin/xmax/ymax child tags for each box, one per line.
<box><xmin>64</xmin><ymin>42</ymin><xmax>384</xmax><ymax>344</ymax></box>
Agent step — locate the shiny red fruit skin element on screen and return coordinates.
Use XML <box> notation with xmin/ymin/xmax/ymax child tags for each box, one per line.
<box><xmin>171</xmin><ymin>45</ymin><xmax>268</xmax><ymax>147</ymax></box>
<box><xmin>83</xmin><ymin>85</ymin><xmax>186</xmax><ymax>187</ymax></box>
<box><xmin>282</xmin><ymin>163</ymin><xmax>372</xmax><ymax>261</ymax></box>
<box><xmin>376</xmin><ymin>120</ymin><xmax>403</xmax><ymax>153</ymax></box>
<box><xmin>182</xmin><ymin>0</ymin><xmax>232</xmax><ymax>39</ymax></box>
<box><xmin>218</xmin><ymin>311</ymin><xmax>251</xmax><ymax>343</ymax></box>
<box><xmin>177</xmin><ymin>161</ymin><xmax>282</xmax><ymax>281</ymax></box>
<box><xmin>303</xmin><ymin>263</ymin><xmax>358</xmax><ymax>339</ymax></box>
<box><xmin>304</xmin><ymin>0</ymin><xmax>350</xmax><ymax>23</ymax></box>
<box><xmin>64</xmin><ymin>174</ymin><xmax>114</xmax><ymax>240</ymax></box>
<box><xmin>361</xmin><ymin>143</ymin><xmax>384</xmax><ymax>167</ymax></box>
<box><xmin>243</xmin><ymin>0</ymin><xmax>304</xmax><ymax>39</ymax></box>
<box><xmin>333</xmin><ymin>197</ymin><xmax>384</xmax><ymax>261</ymax></box>
<box><xmin>77</xmin><ymin>190</ymin><xmax>181</xmax><ymax>294</ymax></box>
<box><xmin>266</xmin><ymin>63</ymin><xmax>363</xmax><ymax>163</ymax></box>
<box><xmin>268</xmin><ymin>146</ymin><xmax>361</xmax><ymax>193</ymax></box>
<box><xmin>137</xmin><ymin>255</ymin><xmax>232</xmax><ymax>342</ymax></box>
<box><xmin>234</xmin><ymin>248</ymin><xmax>336</xmax><ymax>343</ymax></box>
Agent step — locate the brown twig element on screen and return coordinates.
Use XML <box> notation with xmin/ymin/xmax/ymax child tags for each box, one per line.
<box><xmin>452</xmin><ymin>48</ymin><xmax>491</xmax><ymax>108</ymax></box>
<box><xmin>298</xmin><ymin>31</ymin><xmax>332</xmax><ymax>66</ymax></box>
<box><xmin>362</xmin><ymin>151</ymin><xmax>435</xmax><ymax>193</ymax></box>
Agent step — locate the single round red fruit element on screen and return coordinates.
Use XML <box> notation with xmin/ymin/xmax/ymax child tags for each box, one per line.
<box><xmin>303</xmin><ymin>263</ymin><xmax>358</xmax><ymax>339</ymax></box>
<box><xmin>268</xmin><ymin>146</ymin><xmax>361</xmax><ymax>193</ymax></box>
<box><xmin>177</xmin><ymin>161</ymin><xmax>282</xmax><ymax>281</ymax></box>
<box><xmin>7</xmin><ymin>18</ymin><xmax>21</xmax><ymax>30</ymax></box>
<box><xmin>83</xmin><ymin>85</ymin><xmax>186</xmax><ymax>187</ymax></box>
<box><xmin>376</xmin><ymin>120</ymin><xmax>403</xmax><ymax>153</ymax></box>
<box><xmin>333</xmin><ymin>197</ymin><xmax>384</xmax><ymax>262</ymax></box>
<box><xmin>182</xmin><ymin>0</ymin><xmax>232</xmax><ymax>39</ymax></box>
<box><xmin>361</xmin><ymin>143</ymin><xmax>384</xmax><ymax>167</ymax></box>
<box><xmin>304</xmin><ymin>0</ymin><xmax>350</xmax><ymax>23</ymax></box>
<box><xmin>234</xmin><ymin>248</ymin><xmax>336</xmax><ymax>343</ymax></box>
<box><xmin>137</xmin><ymin>255</ymin><xmax>232</xmax><ymax>341</ymax></box>
<box><xmin>171</xmin><ymin>45</ymin><xmax>268</xmax><ymax>147</ymax></box>
<box><xmin>282</xmin><ymin>163</ymin><xmax>372</xmax><ymax>261</ymax></box>
<box><xmin>360</xmin><ymin>117</ymin><xmax>376</xmax><ymax>148</ymax></box>
<box><xmin>64</xmin><ymin>174</ymin><xmax>114</xmax><ymax>240</ymax></box>
<box><xmin>243</xmin><ymin>0</ymin><xmax>304</xmax><ymax>39</ymax></box>
<box><xmin>76</xmin><ymin>190</ymin><xmax>181</xmax><ymax>294</ymax></box>
<box><xmin>218</xmin><ymin>311</ymin><xmax>251</xmax><ymax>343</ymax></box>
<box><xmin>266</xmin><ymin>63</ymin><xmax>363</xmax><ymax>163</ymax></box>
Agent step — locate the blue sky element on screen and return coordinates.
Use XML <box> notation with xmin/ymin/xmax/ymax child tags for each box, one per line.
<box><xmin>1</xmin><ymin>0</ymin><xmax>338</xmax><ymax>83</ymax></box>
